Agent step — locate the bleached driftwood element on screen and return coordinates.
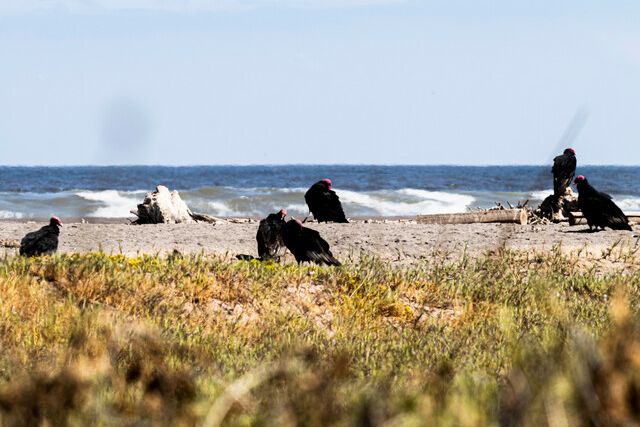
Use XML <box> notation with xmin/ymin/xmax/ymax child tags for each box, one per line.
<box><xmin>417</xmin><ymin>209</ymin><xmax>528</xmax><ymax>225</ymax></box>
<box><xmin>568</xmin><ymin>211</ymin><xmax>640</xmax><ymax>226</ymax></box>
<box><xmin>131</xmin><ymin>185</ymin><xmax>219</xmax><ymax>224</ymax></box>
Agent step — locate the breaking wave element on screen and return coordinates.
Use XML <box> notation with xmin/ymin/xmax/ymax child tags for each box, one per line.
<box><xmin>616</xmin><ymin>197</ymin><xmax>640</xmax><ymax>211</ymax></box>
<box><xmin>4</xmin><ymin>185</ymin><xmax>639</xmax><ymax>220</ymax></box>
<box><xmin>75</xmin><ymin>190</ymin><xmax>147</xmax><ymax>218</ymax></box>
<box><xmin>0</xmin><ymin>210</ymin><xmax>24</xmax><ymax>219</ymax></box>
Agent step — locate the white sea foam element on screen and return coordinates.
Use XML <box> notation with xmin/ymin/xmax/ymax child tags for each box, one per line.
<box><xmin>0</xmin><ymin>210</ymin><xmax>24</xmax><ymax>219</ymax></box>
<box><xmin>75</xmin><ymin>190</ymin><xmax>144</xmax><ymax>217</ymax></box>
<box><xmin>528</xmin><ymin>189</ymin><xmax>554</xmax><ymax>200</ymax></box>
<box><xmin>616</xmin><ymin>198</ymin><xmax>640</xmax><ymax>211</ymax></box>
<box><xmin>207</xmin><ymin>201</ymin><xmax>244</xmax><ymax>217</ymax></box>
<box><xmin>282</xmin><ymin>203</ymin><xmax>309</xmax><ymax>216</ymax></box>
<box><xmin>337</xmin><ymin>188</ymin><xmax>474</xmax><ymax>216</ymax></box>
<box><xmin>274</xmin><ymin>187</ymin><xmax>308</xmax><ymax>194</ymax></box>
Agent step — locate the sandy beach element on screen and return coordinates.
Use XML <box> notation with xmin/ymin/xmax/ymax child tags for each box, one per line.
<box><xmin>2</xmin><ymin>218</ymin><xmax>638</xmax><ymax>265</ymax></box>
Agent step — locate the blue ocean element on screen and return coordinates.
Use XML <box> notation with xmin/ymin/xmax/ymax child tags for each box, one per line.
<box><xmin>0</xmin><ymin>165</ymin><xmax>639</xmax><ymax>219</ymax></box>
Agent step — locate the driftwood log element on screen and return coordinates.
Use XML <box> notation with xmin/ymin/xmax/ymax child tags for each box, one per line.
<box><xmin>417</xmin><ymin>209</ymin><xmax>528</xmax><ymax>225</ymax></box>
<box><xmin>131</xmin><ymin>185</ymin><xmax>219</xmax><ymax>224</ymax></box>
<box><xmin>568</xmin><ymin>211</ymin><xmax>640</xmax><ymax>226</ymax></box>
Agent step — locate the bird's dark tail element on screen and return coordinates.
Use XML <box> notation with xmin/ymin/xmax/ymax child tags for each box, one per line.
<box><xmin>320</xmin><ymin>254</ymin><xmax>341</xmax><ymax>266</ymax></box>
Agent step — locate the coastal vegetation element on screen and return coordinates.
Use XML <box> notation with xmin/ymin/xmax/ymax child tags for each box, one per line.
<box><xmin>1</xmin><ymin>248</ymin><xmax>640</xmax><ymax>425</ymax></box>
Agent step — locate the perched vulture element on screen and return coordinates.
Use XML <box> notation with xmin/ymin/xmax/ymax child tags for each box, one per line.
<box><xmin>574</xmin><ymin>175</ymin><xmax>632</xmax><ymax>231</ymax></box>
<box><xmin>552</xmin><ymin>148</ymin><xmax>577</xmax><ymax>198</ymax></box>
<box><xmin>304</xmin><ymin>179</ymin><xmax>348</xmax><ymax>223</ymax></box>
<box><xmin>282</xmin><ymin>219</ymin><xmax>341</xmax><ymax>266</ymax></box>
<box><xmin>20</xmin><ymin>216</ymin><xmax>63</xmax><ymax>256</ymax></box>
<box><xmin>256</xmin><ymin>208</ymin><xmax>288</xmax><ymax>261</ymax></box>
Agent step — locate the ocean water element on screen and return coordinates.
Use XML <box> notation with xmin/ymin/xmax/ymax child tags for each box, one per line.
<box><xmin>0</xmin><ymin>165</ymin><xmax>639</xmax><ymax>219</ymax></box>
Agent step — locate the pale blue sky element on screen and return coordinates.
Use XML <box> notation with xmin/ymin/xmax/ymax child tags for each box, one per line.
<box><xmin>1</xmin><ymin>0</ymin><xmax>639</xmax><ymax>165</ymax></box>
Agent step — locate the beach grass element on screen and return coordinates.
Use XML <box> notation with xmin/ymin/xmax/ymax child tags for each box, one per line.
<box><xmin>1</xmin><ymin>249</ymin><xmax>640</xmax><ymax>426</ymax></box>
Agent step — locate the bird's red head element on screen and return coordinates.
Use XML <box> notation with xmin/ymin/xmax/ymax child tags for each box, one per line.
<box><xmin>50</xmin><ymin>216</ymin><xmax>63</xmax><ymax>227</ymax></box>
<box><xmin>566</xmin><ymin>148</ymin><xmax>576</xmax><ymax>155</ymax></box>
<box><xmin>321</xmin><ymin>178</ymin><xmax>332</xmax><ymax>190</ymax></box>
<box><xmin>279</xmin><ymin>208</ymin><xmax>287</xmax><ymax>218</ymax></box>
<box><xmin>574</xmin><ymin>175</ymin><xmax>585</xmax><ymax>183</ymax></box>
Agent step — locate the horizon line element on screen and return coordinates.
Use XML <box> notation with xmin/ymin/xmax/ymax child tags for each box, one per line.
<box><xmin>0</xmin><ymin>163</ymin><xmax>638</xmax><ymax>168</ymax></box>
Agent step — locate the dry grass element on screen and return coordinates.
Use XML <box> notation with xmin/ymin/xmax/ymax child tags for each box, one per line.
<box><xmin>1</xmin><ymin>248</ymin><xmax>640</xmax><ymax>426</ymax></box>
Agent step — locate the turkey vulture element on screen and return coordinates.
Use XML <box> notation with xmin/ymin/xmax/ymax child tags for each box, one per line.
<box><xmin>19</xmin><ymin>216</ymin><xmax>63</xmax><ymax>256</ymax></box>
<box><xmin>256</xmin><ymin>208</ymin><xmax>287</xmax><ymax>261</ymax></box>
<box><xmin>552</xmin><ymin>148</ymin><xmax>577</xmax><ymax>198</ymax></box>
<box><xmin>304</xmin><ymin>179</ymin><xmax>348</xmax><ymax>223</ymax></box>
<box><xmin>574</xmin><ymin>176</ymin><xmax>632</xmax><ymax>231</ymax></box>
<box><xmin>282</xmin><ymin>219</ymin><xmax>341</xmax><ymax>266</ymax></box>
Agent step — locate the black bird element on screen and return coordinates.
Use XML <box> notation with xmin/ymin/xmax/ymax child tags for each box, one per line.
<box><xmin>256</xmin><ymin>208</ymin><xmax>288</xmax><ymax>261</ymax></box>
<box><xmin>304</xmin><ymin>179</ymin><xmax>348</xmax><ymax>223</ymax></box>
<box><xmin>19</xmin><ymin>216</ymin><xmax>63</xmax><ymax>256</ymax></box>
<box><xmin>574</xmin><ymin>176</ymin><xmax>632</xmax><ymax>231</ymax></box>
<box><xmin>282</xmin><ymin>219</ymin><xmax>341</xmax><ymax>266</ymax></box>
<box><xmin>552</xmin><ymin>147</ymin><xmax>577</xmax><ymax>198</ymax></box>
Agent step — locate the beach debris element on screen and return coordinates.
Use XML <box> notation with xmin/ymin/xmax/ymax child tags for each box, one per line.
<box><xmin>226</xmin><ymin>218</ymin><xmax>256</xmax><ymax>224</ymax></box>
<box><xmin>534</xmin><ymin>187</ymin><xmax>578</xmax><ymax>222</ymax></box>
<box><xmin>1</xmin><ymin>239</ymin><xmax>21</xmax><ymax>248</ymax></box>
<box><xmin>417</xmin><ymin>208</ymin><xmax>528</xmax><ymax>225</ymax></box>
<box><xmin>131</xmin><ymin>185</ymin><xmax>220</xmax><ymax>224</ymax></box>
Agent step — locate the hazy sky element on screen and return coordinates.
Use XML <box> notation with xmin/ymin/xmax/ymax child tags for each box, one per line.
<box><xmin>1</xmin><ymin>0</ymin><xmax>639</xmax><ymax>165</ymax></box>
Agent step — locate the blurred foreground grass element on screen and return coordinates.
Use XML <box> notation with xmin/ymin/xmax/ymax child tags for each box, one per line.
<box><xmin>1</xmin><ymin>248</ymin><xmax>640</xmax><ymax>426</ymax></box>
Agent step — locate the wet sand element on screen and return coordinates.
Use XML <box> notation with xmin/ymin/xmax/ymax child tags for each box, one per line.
<box><xmin>1</xmin><ymin>218</ymin><xmax>638</xmax><ymax>265</ymax></box>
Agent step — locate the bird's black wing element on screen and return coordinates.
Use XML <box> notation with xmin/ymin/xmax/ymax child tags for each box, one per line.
<box><xmin>20</xmin><ymin>226</ymin><xmax>58</xmax><ymax>256</ymax></box>
<box><xmin>551</xmin><ymin>154</ymin><xmax>563</xmax><ymax>174</ymax></box>
<box><xmin>256</xmin><ymin>221</ymin><xmax>269</xmax><ymax>259</ymax></box>
<box><xmin>256</xmin><ymin>216</ymin><xmax>285</xmax><ymax>260</ymax></box>
<box><xmin>596</xmin><ymin>190</ymin><xmax>613</xmax><ymax>200</ymax></box>
<box><xmin>301</xmin><ymin>228</ymin><xmax>341</xmax><ymax>266</ymax></box>
<box><xmin>20</xmin><ymin>229</ymin><xmax>45</xmax><ymax>251</ymax></box>
<box><xmin>324</xmin><ymin>190</ymin><xmax>348</xmax><ymax>223</ymax></box>
<box><xmin>581</xmin><ymin>194</ymin><xmax>631</xmax><ymax>231</ymax></box>
<box><xmin>304</xmin><ymin>183</ymin><xmax>326</xmax><ymax>218</ymax></box>
<box><xmin>552</xmin><ymin>154</ymin><xmax>576</xmax><ymax>196</ymax></box>
<box><xmin>599</xmin><ymin>198</ymin><xmax>632</xmax><ymax>230</ymax></box>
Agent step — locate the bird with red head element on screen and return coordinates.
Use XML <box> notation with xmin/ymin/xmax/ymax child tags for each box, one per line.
<box><xmin>552</xmin><ymin>148</ymin><xmax>577</xmax><ymax>202</ymax></box>
<box><xmin>574</xmin><ymin>175</ymin><xmax>632</xmax><ymax>231</ymax></box>
<box><xmin>304</xmin><ymin>178</ymin><xmax>348</xmax><ymax>223</ymax></box>
<box><xmin>20</xmin><ymin>216</ymin><xmax>62</xmax><ymax>256</ymax></box>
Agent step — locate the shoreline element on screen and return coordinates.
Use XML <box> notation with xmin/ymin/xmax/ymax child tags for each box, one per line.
<box><xmin>2</xmin><ymin>220</ymin><xmax>638</xmax><ymax>266</ymax></box>
<box><xmin>0</xmin><ymin>216</ymin><xmax>420</xmax><ymax>225</ymax></box>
